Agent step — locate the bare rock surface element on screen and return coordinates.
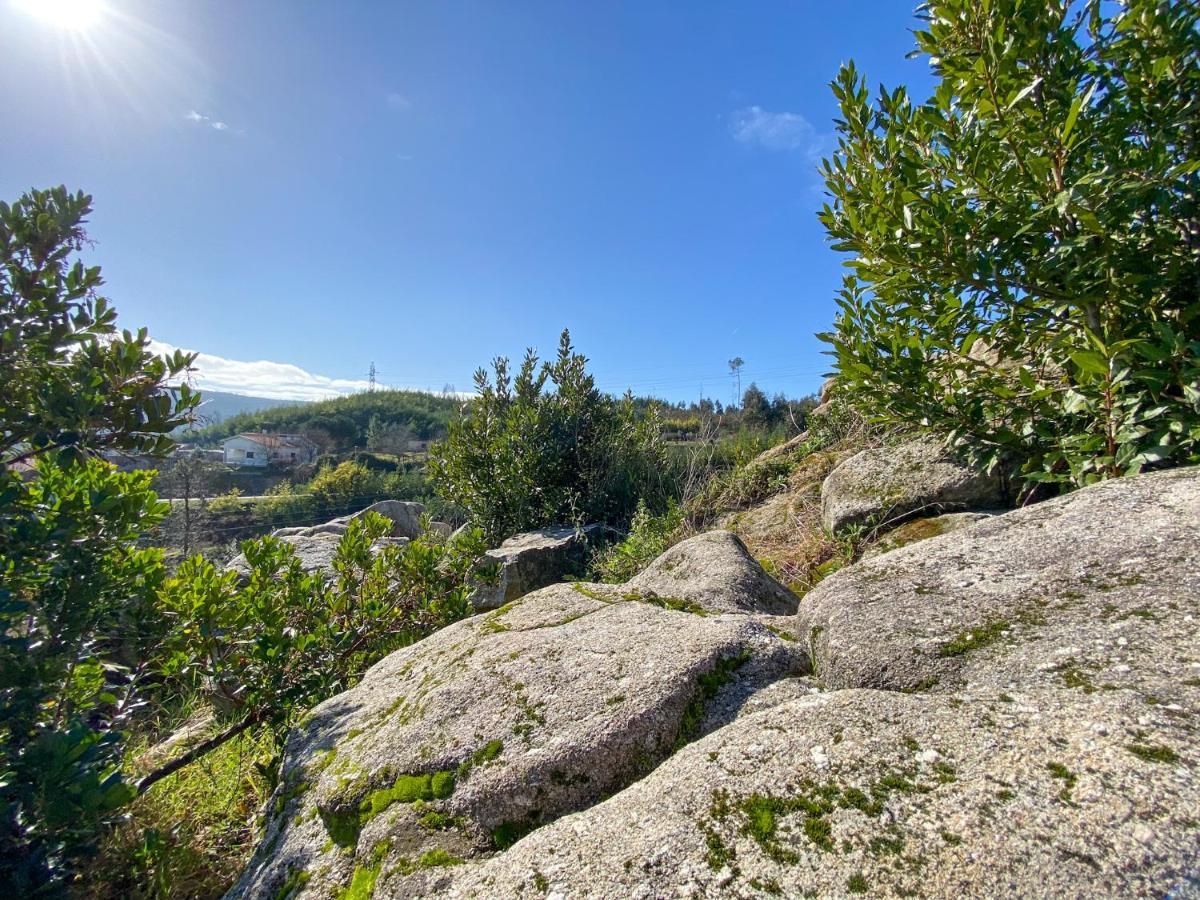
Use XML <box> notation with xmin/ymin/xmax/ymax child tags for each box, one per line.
<box><xmin>859</xmin><ymin>511</ymin><xmax>994</xmax><ymax>560</ymax></box>
<box><xmin>444</xmin><ymin>685</ymin><xmax>1198</xmax><ymax>899</ymax></box>
<box><xmin>227</xmin><ymin>550</ymin><xmax>806</xmax><ymax>899</ymax></box>
<box><xmin>436</xmin><ymin>466</ymin><xmax>1200</xmax><ymax>899</ymax></box>
<box><xmin>820</xmin><ymin>438</ymin><xmax>1005</xmax><ymax>532</ymax></box>
<box><xmin>626</xmin><ymin>531</ymin><xmax>798</xmax><ymax>616</ymax></box>
<box><xmin>802</xmin><ymin>465</ymin><xmax>1200</xmax><ymax>695</ymax></box>
<box><xmin>229</xmin><ymin>467</ymin><xmax>1200</xmax><ymax>900</ymax></box>
<box><xmin>471</xmin><ymin>526</ymin><xmax>599</xmax><ymax>611</ymax></box>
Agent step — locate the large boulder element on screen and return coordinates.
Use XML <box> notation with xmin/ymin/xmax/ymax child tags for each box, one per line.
<box><xmin>626</xmin><ymin>531</ymin><xmax>797</xmax><ymax>616</ymax></box>
<box><xmin>226</xmin><ymin>533</ymin><xmax>409</xmax><ymax>579</ymax></box>
<box><xmin>820</xmin><ymin>438</ymin><xmax>1005</xmax><ymax>532</ymax></box>
<box><xmin>227</xmin><ymin>545</ymin><xmax>806</xmax><ymax>899</ymax></box>
<box><xmin>350</xmin><ymin>500</ymin><xmax>426</xmax><ymax>540</ymax></box>
<box><xmin>470</xmin><ymin>526</ymin><xmax>598</xmax><ymax>612</ymax></box>
<box><xmin>434</xmin><ymin>467</ymin><xmax>1200</xmax><ymax>898</ymax></box>
<box><xmin>802</xmin><ymin>465</ymin><xmax>1200</xmax><ymax>695</ymax></box>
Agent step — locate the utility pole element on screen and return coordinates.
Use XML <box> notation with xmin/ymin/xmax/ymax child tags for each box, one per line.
<box><xmin>728</xmin><ymin>357</ymin><xmax>744</xmax><ymax>409</ymax></box>
<box><xmin>368</xmin><ymin>362</ymin><xmax>377</xmax><ymax>393</ymax></box>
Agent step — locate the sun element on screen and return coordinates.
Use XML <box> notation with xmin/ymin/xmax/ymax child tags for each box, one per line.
<box><xmin>13</xmin><ymin>0</ymin><xmax>105</xmax><ymax>30</ymax></box>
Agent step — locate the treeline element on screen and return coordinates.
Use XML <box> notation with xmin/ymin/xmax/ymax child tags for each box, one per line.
<box><xmin>637</xmin><ymin>385</ymin><xmax>819</xmax><ymax>438</ymax></box>
<box><xmin>179</xmin><ymin>389</ymin><xmax>461</xmax><ymax>450</ymax></box>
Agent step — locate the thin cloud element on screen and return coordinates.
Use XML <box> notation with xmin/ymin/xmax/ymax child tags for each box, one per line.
<box><xmin>185</xmin><ymin>110</ymin><xmax>238</xmax><ymax>133</ymax></box>
<box><xmin>385</xmin><ymin>92</ymin><xmax>412</xmax><ymax>110</ymax></box>
<box><xmin>730</xmin><ymin>106</ymin><xmax>827</xmax><ymax>159</ymax></box>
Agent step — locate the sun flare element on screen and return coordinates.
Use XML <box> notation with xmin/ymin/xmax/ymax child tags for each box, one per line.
<box><xmin>13</xmin><ymin>0</ymin><xmax>105</xmax><ymax>31</ymax></box>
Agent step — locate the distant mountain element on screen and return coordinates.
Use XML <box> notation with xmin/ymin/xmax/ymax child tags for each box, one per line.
<box><xmin>190</xmin><ymin>390</ymin><xmax>306</xmax><ymax>427</ymax></box>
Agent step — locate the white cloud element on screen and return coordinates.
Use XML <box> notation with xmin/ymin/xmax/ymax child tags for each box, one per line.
<box><xmin>149</xmin><ymin>340</ymin><xmax>475</xmax><ymax>403</ymax></box>
<box><xmin>386</xmin><ymin>92</ymin><xmax>412</xmax><ymax>110</ymax></box>
<box><xmin>730</xmin><ymin>106</ymin><xmax>826</xmax><ymax>158</ymax></box>
<box><xmin>150</xmin><ymin>339</ymin><xmax>373</xmax><ymax>402</ymax></box>
<box><xmin>185</xmin><ymin>110</ymin><xmax>237</xmax><ymax>133</ymax></box>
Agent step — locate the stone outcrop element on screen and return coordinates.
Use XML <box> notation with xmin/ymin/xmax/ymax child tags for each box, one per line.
<box><xmin>226</xmin><ymin>500</ymin><xmax>439</xmax><ymax>578</ymax></box>
<box><xmin>227</xmin><ymin>544</ymin><xmax>804</xmax><ymax>899</ymax></box>
<box><xmin>232</xmin><ymin>466</ymin><xmax>1200</xmax><ymax>899</ymax></box>
<box><xmin>626</xmin><ymin>530</ymin><xmax>797</xmax><ymax>616</ymax></box>
<box><xmin>859</xmin><ymin>510</ymin><xmax>993</xmax><ymax>560</ymax></box>
<box><xmin>439</xmin><ymin>467</ymin><xmax>1200</xmax><ymax>898</ymax></box>
<box><xmin>820</xmin><ymin>438</ymin><xmax>1006</xmax><ymax>532</ymax></box>
<box><xmin>470</xmin><ymin>526</ymin><xmax>599</xmax><ymax>612</ymax></box>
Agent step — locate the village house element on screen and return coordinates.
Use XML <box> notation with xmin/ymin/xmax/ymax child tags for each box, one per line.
<box><xmin>220</xmin><ymin>432</ymin><xmax>318</xmax><ymax>468</ymax></box>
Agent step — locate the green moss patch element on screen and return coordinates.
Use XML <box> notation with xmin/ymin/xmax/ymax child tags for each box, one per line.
<box><xmin>939</xmin><ymin>619</ymin><xmax>1010</xmax><ymax>657</ymax></box>
<box><xmin>1126</xmin><ymin>743</ymin><xmax>1179</xmax><ymax>764</ymax></box>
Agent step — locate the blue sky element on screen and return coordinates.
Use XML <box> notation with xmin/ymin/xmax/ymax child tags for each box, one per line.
<box><xmin>2</xmin><ymin>1</ymin><xmax>932</xmax><ymax>402</ymax></box>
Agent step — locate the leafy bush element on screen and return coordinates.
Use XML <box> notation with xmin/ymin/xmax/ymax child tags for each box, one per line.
<box><xmin>155</xmin><ymin>515</ymin><xmax>494</xmax><ymax>746</ymax></box>
<box><xmin>593</xmin><ymin>500</ymin><xmax>685</xmax><ymax>582</ymax></box>
<box><xmin>429</xmin><ymin>330</ymin><xmax>670</xmax><ymax>542</ymax></box>
<box><xmin>819</xmin><ymin>0</ymin><xmax>1200</xmax><ymax>490</ymax></box>
<box><xmin>0</xmin><ymin>188</ymin><xmax>196</xmax><ymax>890</ymax></box>
<box><xmin>306</xmin><ymin>460</ymin><xmax>381</xmax><ymax>517</ymax></box>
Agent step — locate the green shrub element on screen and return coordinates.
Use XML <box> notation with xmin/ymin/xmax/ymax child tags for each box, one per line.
<box><xmin>593</xmin><ymin>500</ymin><xmax>685</xmax><ymax>582</ymax></box>
<box><xmin>156</xmin><ymin>515</ymin><xmax>495</xmax><ymax>742</ymax></box>
<box><xmin>0</xmin><ymin>187</ymin><xmax>196</xmax><ymax>890</ymax></box>
<box><xmin>429</xmin><ymin>330</ymin><xmax>669</xmax><ymax>543</ymax></box>
<box><xmin>307</xmin><ymin>460</ymin><xmax>382</xmax><ymax>516</ymax></box>
<box><xmin>819</xmin><ymin>0</ymin><xmax>1200</xmax><ymax>491</ymax></box>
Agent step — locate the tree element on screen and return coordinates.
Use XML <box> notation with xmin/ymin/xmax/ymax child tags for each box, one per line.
<box><xmin>819</xmin><ymin>0</ymin><xmax>1200</xmax><ymax>490</ymax></box>
<box><xmin>728</xmin><ymin>357</ymin><xmax>745</xmax><ymax>408</ymax></box>
<box><xmin>429</xmin><ymin>330</ymin><xmax>669</xmax><ymax>543</ymax></box>
<box><xmin>0</xmin><ymin>188</ymin><xmax>197</xmax><ymax>890</ymax></box>
<box><xmin>740</xmin><ymin>383</ymin><xmax>771</xmax><ymax>429</ymax></box>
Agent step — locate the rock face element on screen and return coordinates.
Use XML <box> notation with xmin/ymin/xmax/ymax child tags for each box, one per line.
<box><xmin>437</xmin><ymin>467</ymin><xmax>1200</xmax><ymax>898</ymax></box>
<box><xmin>859</xmin><ymin>510</ymin><xmax>993</xmax><ymax>560</ymax></box>
<box><xmin>227</xmin><ymin>546</ymin><xmax>805</xmax><ymax>899</ymax></box>
<box><xmin>470</xmin><ymin>526</ymin><xmax>599</xmax><ymax>612</ymax></box>
<box><xmin>626</xmin><ymin>531</ymin><xmax>797</xmax><ymax>616</ymax></box>
<box><xmin>231</xmin><ymin>467</ymin><xmax>1200</xmax><ymax>900</ymax></box>
<box><xmin>820</xmin><ymin>438</ymin><xmax>1006</xmax><ymax>532</ymax></box>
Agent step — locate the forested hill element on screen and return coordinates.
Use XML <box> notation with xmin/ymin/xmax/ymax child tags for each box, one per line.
<box><xmin>179</xmin><ymin>388</ymin><xmax>462</xmax><ymax>448</ymax></box>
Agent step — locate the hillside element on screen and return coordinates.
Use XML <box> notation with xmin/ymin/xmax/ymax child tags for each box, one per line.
<box><xmin>179</xmin><ymin>388</ymin><xmax>462</xmax><ymax>449</ymax></box>
<box><xmin>190</xmin><ymin>390</ymin><xmax>305</xmax><ymax>426</ymax></box>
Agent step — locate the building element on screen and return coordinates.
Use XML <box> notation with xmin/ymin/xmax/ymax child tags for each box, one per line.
<box><xmin>221</xmin><ymin>433</ymin><xmax>318</xmax><ymax>468</ymax></box>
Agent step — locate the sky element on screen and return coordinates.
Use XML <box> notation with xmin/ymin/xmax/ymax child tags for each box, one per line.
<box><xmin>2</xmin><ymin>0</ymin><xmax>934</xmax><ymax>403</ymax></box>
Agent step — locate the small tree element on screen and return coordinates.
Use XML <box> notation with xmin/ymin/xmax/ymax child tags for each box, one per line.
<box><xmin>429</xmin><ymin>330</ymin><xmax>668</xmax><ymax>543</ymax></box>
<box><xmin>0</xmin><ymin>188</ymin><xmax>197</xmax><ymax>889</ymax></box>
<box><xmin>819</xmin><ymin>0</ymin><xmax>1200</xmax><ymax>490</ymax></box>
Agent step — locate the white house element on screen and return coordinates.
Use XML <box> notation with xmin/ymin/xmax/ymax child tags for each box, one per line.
<box><xmin>221</xmin><ymin>433</ymin><xmax>319</xmax><ymax>468</ymax></box>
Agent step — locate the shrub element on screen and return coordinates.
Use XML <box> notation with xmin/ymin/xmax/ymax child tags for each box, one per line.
<box><xmin>0</xmin><ymin>188</ymin><xmax>196</xmax><ymax>890</ymax></box>
<box><xmin>593</xmin><ymin>500</ymin><xmax>685</xmax><ymax>582</ymax></box>
<box><xmin>307</xmin><ymin>460</ymin><xmax>382</xmax><ymax>516</ymax></box>
<box><xmin>155</xmin><ymin>516</ymin><xmax>495</xmax><ymax>748</ymax></box>
<box><xmin>429</xmin><ymin>330</ymin><xmax>669</xmax><ymax>543</ymax></box>
<box><xmin>819</xmin><ymin>0</ymin><xmax>1200</xmax><ymax>491</ymax></box>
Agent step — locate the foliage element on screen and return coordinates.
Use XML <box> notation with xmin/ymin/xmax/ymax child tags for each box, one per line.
<box><xmin>819</xmin><ymin>0</ymin><xmax>1200</xmax><ymax>490</ymax></box>
<box><xmin>592</xmin><ymin>500</ymin><xmax>685</xmax><ymax>582</ymax></box>
<box><xmin>88</xmin><ymin>723</ymin><xmax>275</xmax><ymax>900</ymax></box>
<box><xmin>429</xmin><ymin>330</ymin><xmax>670</xmax><ymax>542</ymax></box>
<box><xmin>0</xmin><ymin>188</ymin><xmax>197</xmax><ymax>891</ymax></box>
<box><xmin>157</xmin><ymin>514</ymin><xmax>494</xmax><ymax>737</ymax></box>
<box><xmin>306</xmin><ymin>461</ymin><xmax>379</xmax><ymax>516</ymax></box>
<box><xmin>180</xmin><ymin>389</ymin><xmax>458</xmax><ymax>451</ymax></box>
